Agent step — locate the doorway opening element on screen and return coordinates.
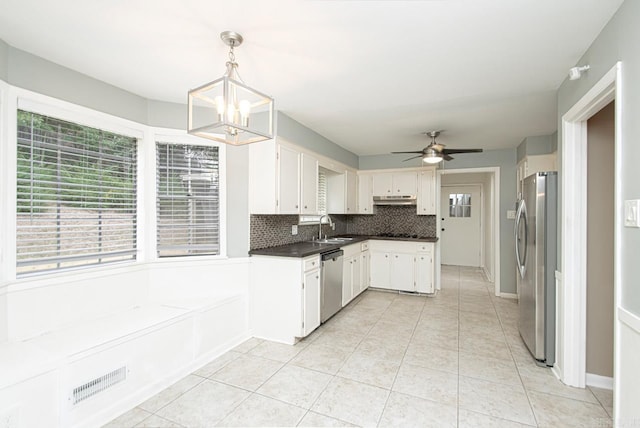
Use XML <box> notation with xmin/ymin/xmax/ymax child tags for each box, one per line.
<box><xmin>559</xmin><ymin>62</ymin><xmax>620</xmax><ymax>419</ymax></box>
<box><xmin>436</xmin><ymin>167</ymin><xmax>500</xmax><ymax>296</ymax></box>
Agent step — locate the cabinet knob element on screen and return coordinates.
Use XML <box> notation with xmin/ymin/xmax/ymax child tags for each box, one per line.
<box><xmin>385</xmin><ymin>255</ymin><xmax>388</xmax><ymax>258</ymax></box>
<box><xmin>364</xmin><ymin>208</ymin><xmax>367</xmax><ymax>211</ymax></box>
<box><xmin>304</xmin><ymin>205</ymin><xmax>307</xmax><ymax>209</ymax></box>
<box><xmin>312</xmin><ymin>261</ymin><xmax>315</xmax><ymax>265</ymax></box>
<box><xmin>387</xmin><ymin>190</ymin><xmax>391</xmax><ymax>193</ymax></box>
<box><xmin>395</xmin><ymin>255</ymin><xmax>398</xmax><ymax>258</ymax></box>
<box><xmin>295</xmin><ymin>205</ymin><xmax>299</xmax><ymax>209</ymax></box>
<box><xmin>316</xmin><ymin>275</ymin><xmax>319</xmax><ymax>279</ymax></box>
<box><xmin>397</xmin><ymin>189</ymin><xmax>400</xmax><ymax>192</ymax></box>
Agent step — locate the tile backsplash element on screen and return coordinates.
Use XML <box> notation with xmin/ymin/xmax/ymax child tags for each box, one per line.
<box><xmin>250</xmin><ymin>206</ymin><xmax>436</xmax><ymax>250</ymax></box>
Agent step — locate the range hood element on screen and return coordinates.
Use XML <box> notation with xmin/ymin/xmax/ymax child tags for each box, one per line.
<box><xmin>373</xmin><ymin>195</ymin><xmax>417</xmax><ymax>206</ymax></box>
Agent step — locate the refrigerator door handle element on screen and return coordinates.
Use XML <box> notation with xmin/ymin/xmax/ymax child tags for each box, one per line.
<box><xmin>515</xmin><ymin>199</ymin><xmax>528</xmax><ymax>279</ymax></box>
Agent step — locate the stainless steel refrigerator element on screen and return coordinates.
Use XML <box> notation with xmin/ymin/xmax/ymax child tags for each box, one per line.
<box><xmin>515</xmin><ymin>171</ymin><xmax>557</xmax><ymax>367</ymax></box>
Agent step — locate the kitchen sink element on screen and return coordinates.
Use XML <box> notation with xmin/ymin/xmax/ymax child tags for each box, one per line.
<box><xmin>310</xmin><ymin>237</ymin><xmax>354</xmax><ymax>244</ymax></box>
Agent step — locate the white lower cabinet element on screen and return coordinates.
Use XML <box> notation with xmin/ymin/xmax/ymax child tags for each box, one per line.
<box><xmin>369</xmin><ymin>240</ymin><xmax>435</xmax><ymax>293</ymax></box>
<box><xmin>342</xmin><ymin>242</ymin><xmax>369</xmax><ymax>306</ymax></box>
<box><xmin>251</xmin><ymin>254</ymin><xmax>321</xmax><ymax>344</ymax></box>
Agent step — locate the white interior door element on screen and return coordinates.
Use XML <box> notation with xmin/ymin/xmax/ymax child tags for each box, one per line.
<box><xmin>440</xmin><ymin>185</ymin><xmax>481</xmax><ymax>267</ymax></box>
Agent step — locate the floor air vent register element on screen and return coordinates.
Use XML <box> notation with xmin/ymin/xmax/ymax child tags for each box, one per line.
<box><xmin>71</xmin><ymin>366</ymin><xmax>127</xmax><ymax>405</ymax></box>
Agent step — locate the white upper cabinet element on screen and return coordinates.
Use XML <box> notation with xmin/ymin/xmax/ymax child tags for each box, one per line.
<box><xmin>345</xmin><ymin>170</ymin><xmax>357</xmax><ymax>214</ymax></box>
<box><xmin>373</xmin><ymin>173</ymin><xmax>393</xmax><ymax>196</ymax></box>
<box><xmin>300</xmin><ymin>153</ymin><xmax>319</xmax><ymax>214</ymax></box>
<box><xmin>417</xmin><ymin>169</ymin><xmax>436</xmax><ymax>215</ymax></box>
<box><xmin>517</xmin><ymin>153</ymin><xmax>556</xmax><ymax>197</ymax></box>
<box><xmin>278</xmin><ymin>145</ymin><xmax>301</xmax><ymax>214</ymax></box>
<box><xmin>327</xmin><ymin>169</ymin><xmax>358</xmax><ymax>214</ymax></box>
<box><xmin>249</xmin><ymin>141</ymin><xmax>321</xmax><ymax>215</ymax></box>
<box><xmin>372</xmin><ymin>172</ymin><xmax>417</xmax><ymax>196</ymax></box>
<box><xmin>393</xmin><ymin>172</ymin><xmax>418</xmax><ymax>195</ymax></box>
<box><xmin>357</xmin><ymin>173</ymin><xmax>374</xmax><ymax>214</ymax></box>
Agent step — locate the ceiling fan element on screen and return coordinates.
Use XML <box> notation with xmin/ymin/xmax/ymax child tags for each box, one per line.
<box><xmin>392</xmin><ymin>131</ymin><xmax>483</xmax><ymax>164</ymax></box>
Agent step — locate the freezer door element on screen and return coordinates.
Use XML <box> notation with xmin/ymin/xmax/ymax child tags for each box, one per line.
<box><xmin>518</xmin><ymin>173</ymin><xmax>546</xmax><ymax>361</ymax></box>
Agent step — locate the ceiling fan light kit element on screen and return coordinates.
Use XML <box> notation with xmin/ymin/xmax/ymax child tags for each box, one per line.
<box><xmin>391</xmin><ymin>130</ymin><xmax>482</xmax><ymax>163</ymax></box>
<box><xmin>187</xmin><ymin>31</ymin><xmax>274</xmax><ymax>145</ymax></box>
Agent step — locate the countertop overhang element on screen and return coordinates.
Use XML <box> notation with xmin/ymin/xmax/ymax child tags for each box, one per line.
<box><xmin>249</xmin><ymin>235</ymin><xmax>438</xmax><ymax>258</ymax></box>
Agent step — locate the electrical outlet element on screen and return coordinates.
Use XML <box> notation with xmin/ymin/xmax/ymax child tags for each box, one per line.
<box><xmin>507</xmin><ymin>210</ymin><xmax>516</xmax><ymax>220</ymax></box>
<box><xmin>291</xmin><ymin>225</ymin><xmax>298</xmax><ymax>235</ymax></box>
<box><xmin>624</xmin><ymin>200</ymin><xmax>640</xmax><ymax>228</ymax></box>
<box><xmin>0</xmin><ymin>406</ymin><xmax>20</xmax><ymax>428</ymax></box>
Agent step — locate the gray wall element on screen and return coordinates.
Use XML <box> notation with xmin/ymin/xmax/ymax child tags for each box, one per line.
<box><xmin>0</xmin><ymin>39</ymin><xmax>8</xmax><ymax>81</ymax></box>
<box><xmin>277</xmin><ymin>112</ymin><xmax>359</xmax><ymax>168</ymax></box>
<box><xmin>360</xmin><ymin>149</ymin><xmax>518</xmax><ymax>294</ymax></box>
<box><xmin>586</xmin><ymin>102</ymin><xmax>614</xmax><ymax>378</ymax></box>
<box><xmin>516</xmin><ymin>134</ymin><xmax>557</xmax><ymax>163</ymax></box>
<box><xmin>556</xmin><ymin>0</ymin><xmax>640</xmax><ymax>315</ymax></box>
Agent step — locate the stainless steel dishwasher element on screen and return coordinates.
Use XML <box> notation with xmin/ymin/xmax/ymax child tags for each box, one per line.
<box><xmin>320</xmin><ymin>249</ymin><xmax>344</xmax><ymax>323</ymax></box>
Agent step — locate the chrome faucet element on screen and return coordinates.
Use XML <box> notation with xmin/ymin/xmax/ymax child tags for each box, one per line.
<box><xmin>318</xmin><ymin>214</ymin><xmax>333</xmax><ymax>240</ymax></box>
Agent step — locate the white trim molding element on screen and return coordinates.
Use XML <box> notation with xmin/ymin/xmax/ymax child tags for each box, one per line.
<box><xmin>559</xmin><ymin>62</ymin><xmax>621</xmax><ymax>394</ymax></box>
<box><xmin>586</xmin><ymin>373</ymin><xmax>614</xmax><ymax>390</ymax></box>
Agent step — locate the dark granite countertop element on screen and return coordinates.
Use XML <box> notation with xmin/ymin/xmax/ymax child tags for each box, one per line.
<box><xmin>249</xmin><ymin>235</ymin><xmax>438</xmax><ymax>258</ymax></box>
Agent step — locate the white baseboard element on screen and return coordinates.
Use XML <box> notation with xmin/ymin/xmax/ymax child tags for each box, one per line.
<box><xmin>586</xmin><ymin>373</ymin><xmax>614</xmax><ymax>390</ymax></box>
<box><xmin>552</xmin><ymin>363</ymin><xmax>563</xmax><ymax>382</ymax></box>
<box><xmin>499</xmin><ymin>292</ymin><xmax>518</xmax><ymax>300</ymax></box>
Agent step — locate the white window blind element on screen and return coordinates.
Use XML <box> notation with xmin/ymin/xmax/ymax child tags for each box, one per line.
<box><xmin>16</xmin><ymin>110</ymin><xmax>138</xmax><ymax>275</ymax></box>
<box><xmin>156</xmin><ymin>142</ymin><xmax>220</xmax><ymax>257</ymax></box>
<box><xmin>318</xmin><ymin>169</ymin><xmax>327</xmax><ymax>215</ymax></box>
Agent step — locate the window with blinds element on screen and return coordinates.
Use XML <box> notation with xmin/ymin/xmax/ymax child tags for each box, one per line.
<box><xmin>16</xmin><ymin>110</ymin><xmax>138</xmax><ymax>275</ymax></box>
<box><xmin>156</xmin><ymin>142</ymin><xmax>220</xmax><ymax>257</ymax></box>
<box><xmin>318</xmin><ymin>168</ymin><xmax>328</xmax><ymax>215</ymax></box>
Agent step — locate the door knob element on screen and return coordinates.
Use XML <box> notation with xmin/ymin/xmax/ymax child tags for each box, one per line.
<box><xmin>441</xmin><ymin>228</ymin><xmax>445</xmax><ymax>231</ymax></box>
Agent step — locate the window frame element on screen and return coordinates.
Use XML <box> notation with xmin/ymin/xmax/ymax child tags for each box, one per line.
<box><xmin>0</xmin><ymin>87</ymin><xmax>227</xmax><ymax>283</ymax></box>
<box><xmin>150</xmin><ymin>129</ymin><xmax>226</xmax><ymax>261</ymax></box>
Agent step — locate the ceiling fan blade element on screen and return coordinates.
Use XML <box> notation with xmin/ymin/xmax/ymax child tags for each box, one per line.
<box><xmin>442</xmin><ymin>148</ymin><xmax>483</xmax><ymax>155</ymax></box>
<box><xmin>402</xmin><ymin>155</ymin><xmax>424</xmax><ymax>162</ymax></box>
<box><xmin>443</xmin><ymin>154</ymin><xmax>454</xmax><ymax>161</ymax></box>
<box><xmin>392</xmin><ymin>151</ymin><xmax>424</xmax><ymax>154</ymax></box>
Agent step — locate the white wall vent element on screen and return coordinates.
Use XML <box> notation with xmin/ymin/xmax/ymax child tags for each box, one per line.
<box><xmin>72</xmin><ymin>366</ymin><xmax>127</xmax><ymax>405</ymax></box>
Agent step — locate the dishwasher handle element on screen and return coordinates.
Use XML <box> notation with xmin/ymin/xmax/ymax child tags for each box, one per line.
<box><xmin>321</xmin><ymin>249</ymin><xmax>344</xmax><ymax>261</ymax></box>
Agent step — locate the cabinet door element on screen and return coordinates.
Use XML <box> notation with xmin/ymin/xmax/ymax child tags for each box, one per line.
<box><xmin>300</xmin><ymin>153</ymin><xmax>318</xmax><ymax>214</ymax></box>
<box><xmin>415</xmin><ymin>253</ymin><xmax>434</xmax><ymax>293</ymax></box>
<box><xmin>351</xmin><ymin>255</ymin><xmax>361</xmax><ymax>298</ymax></box>
<box><xmin>372</xmin><ymin>173</ymin><xmax>393</xmax><ymax>196</ymax></box>
<box><xmin>303</xmin><ymin>269</ymin><xmax>321</xmax><ymax>336</ymax></box>
<box><xmin>418</xmin><ymin>170</ymin><xmax>436</xmax><ymax>215</ymax></box>
<box><xmin>391</xmin><ymin>252</ymin><xmax>415</xmax><ymax>291</ymax></box>
<box><xmin>360</xmin><ymin>250</ymin><xmax>370</xmax><ymax>292</ymax></box>
<box><xmin>370</xmin><ymin>251</ymin><xmax>391</xmax><ymax>288</ymax></box>
<box><xmin>345</xmin><ymin>170</ymin><xmax>357</xmax><ymax>214</ymax></box>
<box><xmin>393</xmin><ymin>172</ymin><xmax>418</xmax><ymax>195</ymax></box>
<box><xmin>357</xmin><ymin>174</ymin><xmax>373</xmax><ymax>214</ymax></box>
<box><xmin>278</xmin><ymin>145</ymin><xmax>300</xmax><ymax>214</ymax></box>
<box><xmin>342</xmin><ymin>257</ymin><xmax>354</xmax><ymax>306</ymax></box>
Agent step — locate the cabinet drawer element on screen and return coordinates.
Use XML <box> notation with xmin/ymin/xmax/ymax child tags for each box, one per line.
<box><xmin>304</xmin><ymin>255</ymin><xmax>320</xmax><ymax>272</ymax></box>
<box><xmin>417</xmin><ymin>243</ymin><xmax>433</xmax><ymax>253</ymax></box>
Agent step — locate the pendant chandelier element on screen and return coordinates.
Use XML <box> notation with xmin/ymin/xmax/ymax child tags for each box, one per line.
<box><xmin>187</xmin><ymin>31</ymin><xmax>274</xmax><ymax>145</ymax></box>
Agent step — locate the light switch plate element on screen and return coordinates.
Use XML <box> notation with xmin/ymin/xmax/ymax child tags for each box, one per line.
<box><xmin>507</xmin><ymin>210</ymin><xmax>516</xmax><ymax>220</ymax></box>
<box><xmin>624</xmin><ymin>200</ymin><xmax>640</xmax><ymax>228</ymax></box>
<box><xmin>291</xmin><ymin>225</ymin><xmax>298</xmax><ymax>235</ymax></box>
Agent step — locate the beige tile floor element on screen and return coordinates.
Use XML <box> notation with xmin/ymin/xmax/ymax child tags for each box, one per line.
<box><xmin>105</xmin><ymin>266</ymin><xmax>614</xmax><ymax>428</ymax></box>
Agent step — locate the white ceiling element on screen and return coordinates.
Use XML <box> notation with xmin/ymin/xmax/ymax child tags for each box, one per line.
<box><xmin>0</xmin><ymin>0</ymin><xmax>623</xmax><ymax>156</ymax></box>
